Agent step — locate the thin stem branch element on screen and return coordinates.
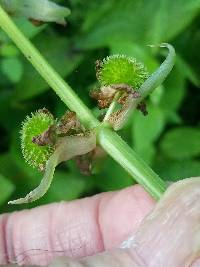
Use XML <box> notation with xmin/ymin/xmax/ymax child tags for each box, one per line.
<box><xmin>0</xmin><ymin>5</ymin><xmax>167</xmax><ymax>200</ymax></box>
<box><xmin>103</xmin><ymin>91</ymin><xmax>121</xmax><ymax>121</ymax></box>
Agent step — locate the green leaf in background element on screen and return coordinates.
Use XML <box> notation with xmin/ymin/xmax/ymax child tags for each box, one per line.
<box><xmin>79</xmin><ymin>0</ymin><xmax>200</xmax><ymax>49</ymax></box>
<box><xmin>155</xmin><ymin>159</ymin><xmax>200</xmax><ymax>181</ymax></box>
<box><xmin>47</xmin><ymin>171</ymin><xmax>87</xmax><ymax>201</ymax></box>
<box><xmin>1</xmin><ymin>0</ymin><xmax>70</xmax><ymax>25</ymax></box>
<box><xmin>1</xmin><ymin>57</ymin><xmax>23</xmax><ymax>82</ymax></box>
<box><xmin>95</xmin><ymin>157</ymin><xmax>134</xmax><ymax>191</ymax></box>
<box><xmin>178</xmin><ymin>24</ymin><xmax>200</xmax><ymax>87</ymax></box>
<box><xmin>14</xmin><ymin>18</ymin><xmax>46</xmax><ymax>39</ymax></box>
<box><xmin>0</xmin><ymin>174</ymin><xmax>15</xmax><ymax>205</ymax></box>
<box><xmin>176</xmin><ymin>54</ymin><xmax>199</xmax><ymax>88</ymax></box>
<box><xmin>160</xmin><ymin>127</ymin><xmax>200</xmax><ymax>160</ymax></box>
<box><xmin>0</xmin><ymin>43</ymin><xmax>19</xmax><ymax>57</ymax></box>
<box><xmin>14</xmin><ymin>36</ymin><xmax>83</xmax><ymax>101</ymax></box>
<box><xmin>0</xmin><ymin>153</ymin><xmax>19</xmax><ymax>178</ymax></box>
<box><xmin>132</xmin><ymin>103</ymin><xmax>165</xmax><ymax>164</ymax></box>
<box><xmin>0</xmin><ymin>17</ymin><xmax>45</xmax><ymax>45</ymax></box>
<box><xmin>159</xmin><ymin>64</ymin><xmax>186</xmax><ymax>124</ymax></box>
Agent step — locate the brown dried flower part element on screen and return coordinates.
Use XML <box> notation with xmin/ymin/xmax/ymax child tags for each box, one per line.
<box><xmin>90</xmin><ymin>88</ymin><xmax>115</xmax><ymax>109</ymax></box>
<box><xmin>107</xmin><ymin>93</ymin><xmax>148</xmax><ymax>130</ymax></box>
<box><xmin>95</xmin><ymin>59</ymin><xmax>102</xmax><ymax>80</ymax></box>
<box><xmin>110</xmin><ymin>83</ymin><xmax>133</xmax><ymax>93</ymax></box>
<box><xmin>118</xmin><ymin>94</ymin><xmax>128</xmax><ymax>105</ymax></box>
<box><xmin>97</xmin><ymin>99</ymin><xmax>112</xmax><ymax>109</ymax></box>
<box><xmin>75</xmin><ymin>152</ymin><xmax>93</xmax><ymax>176</ymax></box>
<box><xmin>32</xmin><ymin>125</ymin><xmax>56</xmax><ymax>146</ymax></box>
<box><xmin>56</xmin><ymin>111</ymin><xmax>85</xmax><ymax>135</ymax></box>
<box><xmin>90</xmin><ymin>82</ymin><xmax>143</xmax><ymax>112</ymax></box>
<box><xmin>75</xmin><ymin>146</ymin><xmax>107</xmax><ymax>175</ymax></box>
<box><xmin>29</xmin><ymin>19</ymin><xmax>45</xmax><ymax>26</ymax></box>
<box><xmin>38</xmin><ymin>107</ymin><xmax>54</xmax><ymax>117</ymax></box>
<box><xmin>111</xmin><ymin>84</ymin><xmax>135</xmax><ymax>105</ymax></box>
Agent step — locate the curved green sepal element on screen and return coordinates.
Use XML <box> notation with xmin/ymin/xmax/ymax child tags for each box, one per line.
<box><xmin>8</xmin><ymin>151</ymin><xmax>58</xmax><ymax>204</ymax></box>
<box><xmin>139</xmin><ymin>43</ymin><xmax>176</xmax><ymax>98</ymax></box>
<box><xmin>109</xmin><ymin>44</ymin><xmax>176</xmax><ymax>130</ymax></box>
<box><xmin>8</xmin><ymin>132</ymin><xmax>96</xmax><ymax>204</ymax></box>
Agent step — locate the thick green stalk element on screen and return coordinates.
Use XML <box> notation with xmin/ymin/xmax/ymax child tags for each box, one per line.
<box><xmin>0</xmin><ymin>5</ymin><xmax>166</xmax><ymax>200</ymax></box>
<box><xmin>98</xmin><ymin>127</ymin><xmax>166</xmax><ymax>199</ymax></box>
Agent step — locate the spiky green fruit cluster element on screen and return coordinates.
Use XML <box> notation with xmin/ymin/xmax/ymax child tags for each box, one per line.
<box><xmin>21</xmin><ymin>109</ymin><xmax>55</xmax><ymax>171</ymax></box>
<box><xmin>98</xmin><ymin>55</ymin><xmax>148</xmax><ymax>89</ymax></box>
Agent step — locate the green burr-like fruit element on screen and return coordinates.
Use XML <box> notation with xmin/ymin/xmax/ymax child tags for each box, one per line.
<box><xmin>98</xmin><ymin>55</ymin><xmax>148</xmax><ymax>89</ymax></box>
<box><xmin>21</xmin><ymin>109</ymin><xmax>55</xmax><ymax>171</ymax></box>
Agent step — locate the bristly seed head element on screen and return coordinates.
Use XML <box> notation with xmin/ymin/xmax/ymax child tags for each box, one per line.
<box><xmin>97</xmin><ymin>54</ymin><xmax>148</xmax><ymax>89</ymax></box>
<box><xmin>21</xmin><ymin>109</ymin><xmax>55</xmax><ymax>171</ymax></box>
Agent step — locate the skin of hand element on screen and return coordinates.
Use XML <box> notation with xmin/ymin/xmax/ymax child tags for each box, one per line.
<box><xmin>1</xmin><ymin>177</ymin><xmax>200</xmax><ymax>267</ymax></box>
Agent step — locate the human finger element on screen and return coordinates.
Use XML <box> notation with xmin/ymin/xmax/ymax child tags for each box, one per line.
<box><xmin>0</xmin><ymin>185</ymin><xmax>154</xmax><ymax>265</ymax></box>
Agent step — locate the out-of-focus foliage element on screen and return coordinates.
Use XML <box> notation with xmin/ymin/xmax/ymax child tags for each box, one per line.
<box><xmin>0</xmin><ymin>0</ymin><xmax>200</xmax><ymax>211</ymax></box>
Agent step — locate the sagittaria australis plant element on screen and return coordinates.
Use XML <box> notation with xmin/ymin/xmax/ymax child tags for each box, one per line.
<box><xmin>0</xmin><ymin>4</ymin><xmax>175</xmax><ymax>204</ymax></box>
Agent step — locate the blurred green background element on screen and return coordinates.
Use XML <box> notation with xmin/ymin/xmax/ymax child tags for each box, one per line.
<box><xmin>0</xmin><ymin>0</ymin><xmax>200</xmax><ymax>212</ymax></box>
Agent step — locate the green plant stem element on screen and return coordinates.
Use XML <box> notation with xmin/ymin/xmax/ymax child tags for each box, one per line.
<box><xmin>0</xmin><ymin>5</ymin><xmax>166</xmax><ymax>200</ymax></box>
<box><xmin>98</xmin><ymin>126</ymin><xmax>166</xmax><ymax>199</ymax></box>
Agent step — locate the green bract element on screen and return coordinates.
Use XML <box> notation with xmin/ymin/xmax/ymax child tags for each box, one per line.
<box><xmin>98</xmin><ymin>55</ymin><xmax>148</xmax><ymax>89</ymax></box>
<box><xmin>21</xmin><ymin>110</ymin><xmax>55</xmax><ymax>171</ymax></box>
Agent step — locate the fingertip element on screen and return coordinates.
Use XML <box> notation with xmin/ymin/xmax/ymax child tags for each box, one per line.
<box><xmin>98</xmin><ymin>185</ymin><xmax>155</xmax><ymax>249</ymax></box>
